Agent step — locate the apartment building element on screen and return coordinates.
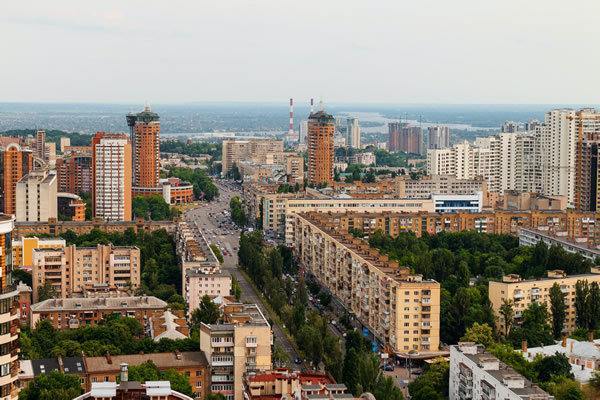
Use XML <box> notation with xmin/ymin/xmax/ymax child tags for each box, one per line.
<box><xmin>91</xmin><ymin>132</ymin><xmax>132</xmax><ymax>221</ymax></box>
<box><xmin>346</xmin><ymin>117</ymin><xmax>361</xmax><ymax>149</ymax></box>
<box><xmin>243</xmin><ymin>370</ymin><xmax>351</xmax><ymax>400</ymax></box>
<box><xmin>19</xmin><ymin>356</ymin><xmax>88</xmax><ymax>390</ymax></box>
<box><xmin>31</xmin><ymin>244</ymin><xmax>141</xmax><ymax>302</ymax></box>
<box><xmin>400</xmin><ymin>126</ymin><xmax>423</xmax><ymax>155</ymax></box>
<box><xmin>449</xmin><ymin>343</ymin><xmax>553</xmax><ymax>400</ymax></box>
<box><xmin>55</xmin><ymin>149</ymin><xmax>92</xmax><ymax>195</ymax></box>
<box><xmin>427</xmin><ymin>126</ymin><xmax>450</xmax><ymax>149</ymax></box>
<box><xmin>13</xmin><ymin>217</ymin><xmax>176</xmax><ymax>239</ymax></box>
<box><xmin>489</xmin><ymin>269</ymin><xmax>600</xmax><ymax>335</ymax></box>
<box><xmin>294</xmin><ymin>212</ymin><xmax>441</xmax><ymax>354</ymax></box>
<box><xmin>396</xmin><ymin>175</ymin><xmax>487</xmax><ymax>200</ymax></box>
<box><xmin>0</xmin><ymin>143</ymin><xmax>33</xmax><ymax>216</ymax></box>
<box><xmin>200</xmin><ymin>303</ymin><xmax>272</xmax><ymax>400</ymax></box>
<box><xmin>15</xmin><ymin>169</ymin><xmax>57</xmax><ymax>222</ymax></box>
<box><xmin>30</xmin><ymin>296</ymin><xmax>166</xmax><ymax>330</ymax></box>
<box><xmin>127</xmin><ymin>103</ymin><xmax>161</xmax><ymax>189</ymax></box>
<box><xmin>519</xmin><ymin>228</ymin><xmax>600</xmax><ymax>261</ymax></box>
<box><xmin>57</xmin><ymin>192</ymin><xmax>86</xmax><ymax>221</ymax></box>
<box><xmin>307</xmin><ymin>107</ymin><xmax>335</xmax><ymax>186</ymax></box>
<box><xmin>222</xmin><ymin>139</ymin><xmax>284</xmax><ymax>173</ymax></box>
<box><xmin>12</xmin><ymin>236</ymin><xmax>66</xmax><ymax>269</ymax></box>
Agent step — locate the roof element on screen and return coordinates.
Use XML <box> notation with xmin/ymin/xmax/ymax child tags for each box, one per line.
<box><xmin>152</xmin><ymin>310</ymin><xmax>188</xmax><ymax>342</ymax></box>
<box><xmin>308</xmin><ymin>110</ymin><xmax>334</xmax><ymax>121</ymax></box>
<box><xmin>84</xmin><ymin>351</ymin><xmax>208</xmax><ymax>373</ymax></box>
<box><xmin>145</xmin><ymin>381</ymin><xmax>171</xmax><ymax>396</ymax></box>
<box><xmin>90</xmin><ymin>382</ymin><xmax>116</xmax><ymax>398</ymax></box>
<box><xmin>31</xmin><ymin>296</ymin><xmax>167</xmax><ymax>312</ymax></box>
<box><xmin>29</xmin><ymin>356</ymin><xmax>86</xmax><ymax>376</ymax></box>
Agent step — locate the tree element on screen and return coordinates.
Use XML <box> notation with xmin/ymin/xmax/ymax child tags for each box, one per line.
<box><xmin>373</xmin><ymin>376</ymin><xmax>403</xmax><ymax>400</ymax></box>
<box><xmin>13</xmin><ymin>268</ymin><xmax>32</xmax><ymax>286</ymax></box>
<box><xmin>191</xmin><ymin>295</ymin><xmax>221</xmax><ymax>325</ymax></box>
<box><xmin>550</xmin><ymin>283</ymin><xmax>566</xmax><ymax>339</ymax></box>
<box><xmin>231</xmin><ymin>276</ymin><xmax>242</xmax><ymax>302</ymax></box>
<box><xmin>18</xmin><ymin>370</ymin><xmax>82</xmax><ymax>400</ymax></box>
<box><xmin>499</xmin><ymin>299</ymin><xmax>515</xmax><ymax>338</ymax></box>
<box><xmin>534</xmin><ymin>353</ymin><xmax>574</xmax><ymax>382</ymax></box>
<box><xmin>574</xmin><ymin>280</ymin><xmax>600</xmax><ymax>330</ymax></box>
<box><xmin>460</xmin><ymin>322</ymin><xmax>494</xmax><ymax>348</ymax></box>
<box><xmin>342</xmin><ymin>348</ymin><xmax>362</xmax><ymax>395</ymax></box>
<box><xmin>206</xmin><ymin>394</ymin><xmax>227</xmax><ymax>400</ymax></box>
<box><xmin>210</xmin><ymin>244</ymin><xmax>224</xmax><ymax>263</ymax></box>
<box><xmin>38</xmin><ymin>280</ymin><xmax>56</xmax><ymax>302</ymax></box>
<box><xmin>128</xmin><ymin>361</ymin><xmax>193</xmax><ymax>397</ymax></box>
<box><xmin>348</xmin><ymin>228</ymin><xmax>364</xmax><ymax>238</ymax></box>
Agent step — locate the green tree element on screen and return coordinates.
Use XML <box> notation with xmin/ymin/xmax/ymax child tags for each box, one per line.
<box><xmin>460</xmin><ymin>322</ymin><xmax>495</xmax><ymax>348</ymax></box>
<box><xmin>13</xmin><ymin>268</ymin><xmax>32</xmax><ymax>286</ymax></box>
<box><xmin>18</xmin><ymin>370</ymin><xmax>82</xmax><ymax>400</ymax></box>
<box><xmin>128</xmin><ymin>361</ymin><xmax>193</xmax><ymax>397</ymax></box>
<box><xmin>348</xmin><ymin>228</ymin><xmax>364</xmax><ymax>238</ymax></box>
<box><xmin>191</xmin><ymin>295</ymin><xmax>221</xmax><ymax>325</ymax></box>
<box><xmin>373</xmin><ymin>376</ymin><xmax>403</xmax><ymax>400</ymax></box>
<box><xmin>37</xmin><ymin>280</ymin><xmax>56</xmax><ymax>302</ymax></box>
<box><xmin>534</xmin><ymin>353</ymin><xmax>574</xmax><ymax>382</ymax></box>
<box><xmin>499</xmin><ymin>299</ymin><xmax>515</xmax><ymax>338</ymax></box>
<box><xmin>342</xmin><ymin>348</ymin><xmax>362</xmax><ymax>395</ymax></box>
<box><xmin>210</xmin><ymin>244</ymin><xmax>224</xmax><ymax>263</ymax></box>
<box><xmin>231</xmin><ymin>276</ymin><xmax>242</xmax><ymax>302</ymax></box>
<box><xmin>206</xmin><ymin>394</ymin><xmax>227</xmax><ymax>400</ymax></box>
<box><xmin>550</xmin><ymin>283</ymin><xmax>566</xmax><ymax>339</ymax></box>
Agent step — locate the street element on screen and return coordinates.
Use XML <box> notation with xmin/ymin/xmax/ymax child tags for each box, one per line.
<box><xmin>183</xmin><ymin>180</ymin><xmax>300</xmax><ymax>366</ymax></box>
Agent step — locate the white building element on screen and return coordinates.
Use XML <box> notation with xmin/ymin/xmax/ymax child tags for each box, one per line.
<box><xmin>16</xmin><ymin>169</ymin><xmax>57</xmax><ymax>222</ymax></box>
<box><xmin>346</xmin><ymin>117</ymin><xmax>361</xmax><ymax>148</ymax></box>
<box><xmin>449</xmin><ymin>343</ymin><xmax>554</xmax><ymax>400</ymax></box>
<box><xmin>432</xmin><ymin>192</ymin><xmax>483</xmax><ymax>214</ymax></box>
<box><xmin>428</xmin><ymin>126</ymin><xmax>450</xmax><ymax>149</ymax></box>
<box><xmin>519</xmin><ymin>227</ymin><xmax>600</xmax><ymax>260</ymax></box>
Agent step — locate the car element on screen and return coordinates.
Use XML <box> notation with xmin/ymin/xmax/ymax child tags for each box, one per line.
<box><xmin>383</xmin><ymin>364</ymin><xmax>394</xmax><ymax>371</ymax></box>
<box><xmin>294</xmin><ymin>357</ymin><xmax>301</xmax><ymax>364</ymax></box>
<box><xmin>412</xmin><ymin>369</ymin><xmax>423</xmax><ymax>375</ymax></box>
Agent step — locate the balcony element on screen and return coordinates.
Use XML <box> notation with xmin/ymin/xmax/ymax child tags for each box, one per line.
<box><xmin>421</xmin><ymin>298</ymin><xmax>431</xmax><ymax>304</ymax></box>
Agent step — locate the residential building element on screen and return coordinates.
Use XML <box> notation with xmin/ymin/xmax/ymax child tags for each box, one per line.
<box><xmin>387</xmin><ymin>122</ymin><xmax>406</xmax><ymax>153</ymax></box>
<box><xmin>449</xmin><ymin>343</ymin><xmax>553</xmax><ymax>400</ymax></box>
<box><xmin>57</xmin><ymin>192</ymin><xmax>86</xmax><ymax>221</ymax></box>
<box><xmin>31</xmin><ymin>244</ymin><xmax>141</xmax><ymax>302</ymax></box>
<box><xmin>55</xmin><ymin>149</ymin><xmax>92</xmax><ymax>195</ymax></box>
<box><xmin>83</xmin><ymin>354</ymin><xmax>208</xmax><ymax>398</ymax></box>
<box><xmin>243</xmin><ymin>369</ymin><xmax>351</xmax><ymax>400</ymax></box>
<box><xmin>299</xmin><ymin>120</ymin><xmax>308</xmax><ymax>144</ymax></box>
<box><xmin>519</xmin><ymin>228</ymin><xmax>600</xmax><ymax>260</ymax></box>
<box><xmin>501</xmin><ymin>121</ymin><xmax>520</xmax><ymax>133</ymax></box>
<box><xmin>12</xmin><ymin>236</ymin><xmax>66</xmax><ymax>269</ymax></box>
<box><xmin>400</xmin><ymin>126</ymin><xmax>423</xmax><ymax>155</ymax></box>
<box><xmin>15</xmin><ymin>169</ymin><xmax>57</xmax><ymax>222</ymax></box>
<box><xmin>346</xmin><ymin>117</ymin><xmax>360</xmax><ymax>148</ymax></box>
<box><xmin>294</xmin><ymin>212</ymin><xmax>441</xmax><ymax>354</ymax></box>
<box><xmin>336</xmin><ymin>152</ymin><xmax>376</xmax><ymax>166</ymax></box>
<box><xmin>222</xmin><ymin>139</ymin><xmax>284</xmax><ymax>173</ymax></box>
<box><xmin>396</xmin><ymin>175</ymin><xmax>487</xmax><ymax>200</ymax></box>
<box><xmin>13</xmin><ymin>217</ymin><xmax>176</xmax><ymax>239</ymax></box>
<box><xmin>30</xmin><ymin>296</ymin><xmax>166</xmax><ymax>330</ymax></box>
<box><xmin>186</xmin><ymin>271</ymin><xmax>232</xmax><ymax>315</ymax></box>
<box><xmin>501</xmin><ymin>191</ymin><xmax>566</xmax><ymax>211</ymax></box>
<box><xmin>307</xmin><ymin>104</ymin><xmax>335</xmax><ymax>186</ymax></box>
<box><xmin>91</xmin><ymin>132</ymin><xmax>132</xmax><ymax>221</ymax></box>
<box><xmin>19</xmin><ymin>356</ymin><xmax>87</xmax><ymax>390</ymax></box>
<box><xmin>0</xmin><ymin>143</ymin><xmax>33</xmax><ymax>215</ymax></box>
<box><xmin>199</xmin><ymin>303</ymin><xmax>272</xmax><ymax>400</ymax></box>
<box><xmin>576</xmin><ymin>139</ymin><xmax>600</xmax><ymax>211</ymax></box>
<box><xmin>127</xmin><ymin>103</ymin><xmax>161</xmax><ymax>189</ymax></box>
<box><xmin>35</xmin><ymin>130</ymin><xmax>46</xmax><ymax>161</ymax></box>
<box><xmin>489</xmin><ymin>269</ymin><xmax>600</xmax><ymax>335</ymax></box>
<box><xmin>0</xmin><ymin>214</ymin><xmax>24</xmax><ymax>399</ymax></box>
<box><xmin>16</xmin><ymin>282</ymin><xmax>31</xmax><ymax>326</ymax></box>
<box><xmin>427</xmin><ymin>126</ymin><xmax>450</xmax><ymax>149</ymax></box>
<box><xmin>59</xmin><ymin>137</ymin><xmax>70</xmax><ymax>153</ymax></box>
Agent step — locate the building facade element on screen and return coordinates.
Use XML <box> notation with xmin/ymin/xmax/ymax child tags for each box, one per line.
<box><xmin>15</xmin><ymin>169</ymin><xmax>57</xmax><ymax>222</ymax></box>
<box><xmin>0</xmin><ymin>143</ymin><xmax>33</xmax><ymax>216</ymax></box>
<box><xmin>55</xmin><ymin>150</ymin><xmax>92</xmax><ymax>195</ymax></box>
<box><xmin>307</xmin><ymin>107</ymin><xmax>335</xmax><ymax>186</ymax></box>
<box><xmin>31</xmin><ymin>244</ymin><xmax>141</xmax><ymax>302</ymax></box>
<box><xmin>400</xmin><ymin>126</ymin><xmax>423</xmax><ymax>155</ymax></box>
<box><xmin>12</xmin><ymin>236</ymin><xmax>66</xmax><ymax>269</ymax></box>
<box><xmin>346</xmin><ymin>117</ymin><xmax>360</xmax><ymax>148</ymax></box>
<box><xmin>427</xmin><ymin>126</ymin><xmax>450</xmax><ymax>149</ymax></box>
<box><xmin>222</xmin><ymin>139</ymin><xmax>284</xmax><ymax>173</ymax></box>
<box><xmin>91</xmin><ymin>132</ymin><xmax>132</xmax><ymax>221</ymax></box>
<box><xmin>127</xmin><ymin>104</ymin><xmax>161</xmax><ymax>189</ymax></box>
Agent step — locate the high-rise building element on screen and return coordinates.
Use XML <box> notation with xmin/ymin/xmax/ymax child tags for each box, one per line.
<box><xmin>346</xmin><ymin>117</ymin><xmax>360</xmax><ymax>148</ymax></box>
<box><xmin>0</xmin><ymin>143</ymin><xmax>33</xmax><ymax>216</ymax></box>
<box><xmin>427</xmin><ymin>126</ymin><xmax>450</xmax><ymax>149</ymax></box>
<box><xmin>91</xmin><ymin>132</ymin><xmax>132</xmax><ymax>221</ymax></box>
<box><xmin>387</xmin><ymin>122</ymin><xmax>401</xmax><ymax>152</ymax></box>
<box><xmin>16</xmin><ymin>169</ymin><xmax>57</xmax><ymax>222</ymax></box>
<box><xmin>578</xmin><ymin>140</ymin><xmax>600</xmax><ymax>211</ymax></box>
<box><xmin>298</xmin><ymin>120</ymin><xmax>308</xmax><ymax>144</ymax></box>
<box><xmin>56</xmin><ymin>149</ymin><xmax>92</xmax><ymax>195</ymax></box>
<box><xmin>307</xmin><ymin>103</ymin><xmax>335</xmax><ymax>186</ymax></box>
<box><xmin>59</xmin><ymin>137</ymin><xmax>71</xmax><ymax>153</ymax></box>
<box><xmin>221</xmin><ymin>139</ymin><xmax>284</xmax><ymax>173</ymax></box>
<box><xmin>524</xmin><ymin>119</ymin><xmax>541</xmax><ymax>132</ymax></box>
<box><xmin>0</xmin><ymin>214</ymin><xmax>23</xmax><ymax>399</ymax></box>
<box><xmin>35</xmin><ymin>129</ymin><xmax>46</xmax><ymax>161</ymax></box>
<box><xmin>126</xmin><ymin>103</ymin><xmax>160</xmax><ymax>189</ymax></box>
<box><xmin>500</xmin><ymin>121</ymin><xmax>520</xmax><ymax>133</ymax></box>
<box><xmin>400</xmin><ymin>126</ymin><xmax>423</xmax><ymax>155</ymax></box>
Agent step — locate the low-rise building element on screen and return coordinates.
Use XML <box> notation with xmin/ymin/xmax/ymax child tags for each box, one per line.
<box><xmin>19</xmin><ymin>356</ymin><xmax>87</xmax><ymax>390</ymax></box>
<box><xmin>519</xmin><ymin>227</ymin><xmax>600</xmax><ymax>260</ymax></box>
<box><xmin>31</xmin><ymin>244</ymin><xmax>141</xmax><ymax>302</ymax></box>
<box><xmin>75</xmin><ymin>376</ymin><xmax>194</xmax><ymax>400</ymax></box>
<box><xmin>200</xmin><ymin>303</ymin><xmax>272</xmax><ymax>400</ymax></box>
<box><xmin>30</xmin><ymin>296</ymin><xmax>167</xmax><ymax>330</ymax></box>
<box><xmin>12</xmin><ymin>236</ymin><xmax>66</xmax><ymax>269</ymax></box>
<box><xmin>294</xmin><ymin>212</ymin><xmax>441</xmax><ymax>354</ymax></box>
<box><xmin>489</xmin><ymin>269</ymin><xmax>600</xmax><ymax>335</ymax></box>
<box><xmin>16</xmin><ymin>282</ymin><xmax>31</xmax><ymax>326</ymax></box>
<box><xmin>149</xmin><ymin>309</ymin><xmax>190</xmax><ymax>341</ymax></box>
<box><xmin>449</xmin><ymin>343</ymin><xmax>553</xmax><ymax>400</ymax></box>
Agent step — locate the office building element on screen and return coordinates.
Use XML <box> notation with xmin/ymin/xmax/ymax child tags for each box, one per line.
<box><xmin>199</xmin><ymin>303</ymin><xmax>272</xmax><ymax>400</ymax></box>
<box><xmin>243</xmin><ymin>370</ymin><xmax>351</xmax><ymax>400</ymax></box>
<box><xmin>31</xmin><ymin>244</ymin><xmax>141</xmax><ymax>302</ymax></box>
<box><xmin>346</xmin><ymin>117</ymin><xmax>360</xmax><ymax>148</ymax></box>
<box><xmin>15</xmin><ymin>169</ymin><xmax>57</xmax><ymax>222</ymax></box>
<box><xmin>127</xmin><ymin>103</ymin><xmax>161</xmax><ymax>189</ymax></box>
<box><xmin>489</xmin><ymin>269</ymin><xmax>600</xmax><ymax>335</ymax></box>
<box><xmin>307</xmin><ymin>104</ymin><xmax>335</xmax><ymax>186</ymax></box>
<box><xmin>30</xmin><ymin>296</ymin><xmax>165</xmax><ymax>330</ymax></box>
<box><xmin>0</xmin><ymin>214</ymin><xmax>23</xmax><ymax>399</ymax></box>
<box><xmin>222</xmin><ymin>139</ymin><xmax>284</xmax><ymax>173</ymax></box>
<box><xmin>400</xmin><ymin>126</ymin><xmax>423</xmax><ymax>155</ymax></box>
<box><xmin>35</xmin><ymin>130</ymin><xmax>46</xmax><ymax>161</ymax></box>
<box><xmin>56</xmin><ymin>149</ymin><xmax>92</xmax><ymax>195</ymax></box>
<box><xmin>427</xmin><ymin>126</ymin><xmax>450</xmax><ymax>149</ymax></box>
<box><xmin>12</xmin><ymin>236</ymin><xmax>66</xmax><ymax>269</ymax></box>
<box><xmin>294</xmin><ymin>212</ymin><xmax>441</xmax><ymax>354</ymax></box>
<box><xmin>0</xmin><ymin>143</ymin><xmax>33</xmax><ymax>216</ymax></box>
<box><xmin>449</xmin><ymin>343</ymin><xmax>553</xmax><ymax>400</ymax></box>
<box><xmin>91</xmin><ymin>132</ymin><xmax>132</xmax><ymax>221</ymax></box>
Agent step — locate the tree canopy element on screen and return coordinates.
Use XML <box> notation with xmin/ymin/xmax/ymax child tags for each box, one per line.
<box><xmin>18</xmin><ymin>370</ymin><xmax>82</xmax><ymax>400</ymax></box>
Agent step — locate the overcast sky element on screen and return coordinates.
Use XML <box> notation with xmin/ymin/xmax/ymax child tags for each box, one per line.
<box><xmin>1</xmin><ymin>0</ymin><xmax>599</xmax><ymax>104</ymax></box>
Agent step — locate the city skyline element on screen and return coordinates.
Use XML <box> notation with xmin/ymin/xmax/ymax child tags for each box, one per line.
<box><xmin>2</xmin><ymin>1</ymin><xmax>599</xmax><ymax>104</ymax></box>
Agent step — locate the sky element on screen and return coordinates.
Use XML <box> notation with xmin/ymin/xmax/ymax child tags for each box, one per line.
<box><xmin>1</xmin><ymin>0</ymin><xmax>599</xmax><ymax>104</ymax></box>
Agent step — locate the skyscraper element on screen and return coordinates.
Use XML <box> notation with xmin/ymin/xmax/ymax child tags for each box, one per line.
<box><xmin>126</xmin><ymin>103</ymin><xmax>160</xmax><ymax>188</ymax></box>
<box><xmin>0</xmin><ymin>143</ymin><xmax>33</xmax><ymax>215</ymax></box>
<box><xmin>346</xmin><ymin>117</ymin><xmax>361</xmax><ymax>148</ymax></box>
<box><xmin>91</xmin><ymin>132</ymin><xmax>132</xmax><ymax>221</ymax></box>
<box><xmin>35</xmin><ymin>129</ymin><xmax>46</xmax><ymax>161</ymax></box>
<box><xmin>400</xmin><ymin>126</ymin><xmax>423</xmax><ymax>155</ymax></box>
<box><xmin>388</xmin><ymin>122</ymin><xmax>401</xmax><ymax>152</ymax></box>
<box><xmin>428</xmin><ymin>126</ymin><xmax>450</xmax><ymax>149</ymax></box>
<box><xmin>56</xmin><ymin>149</ymin><xmax>92</xmax><ymax>195</ymax></box>
<box><xmin>298</xmin><ymin>120</ymin><xmax>308</xmax><ymax>144</ymax></box>
<box><xmin>307</xmin><ymin>102</ymin><xmax>335</xmax><ymax>186</ymax></box>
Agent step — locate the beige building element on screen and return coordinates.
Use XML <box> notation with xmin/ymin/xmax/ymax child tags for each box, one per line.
<box><xmin>294</xmin><ymin>212</ymin><xmax>441</xmax><ymax>354</ymax></box>
<box><xmin>222</xmin><ymin>139</ymin><xmax>283</xmax><ymax>173</ymax></box>
<box><xmin>12</xmin><ymin>236</ymin><xmax>66</xmax><ymax>268</ymax></box>
<box><xmin>16</xmin><ymin>169</ymin><xmax>57</xmax><ymax>222</ymax></box>
<box><xmin>489</xmin><ymin>269</ymin><xmax>600</xmax><ymax>335</ymax></box>
<box><xmin>32</xmin><ymin>244</ymin><xmax>141</xmax><ymax>303</ymax></box>
<box><xmin>396</xmin><ymin>175</ymin><xmax>487</xmax><ymax>202</ymax></box>
<box><xmin>186</xmin><ymin>271</ymin><xmax>232</xmax><ymax>316</ymax></box>
<box><xmin>200</xmin><ymin>303</ymin><xmax>272</xmax><ymax>400</ymax></box>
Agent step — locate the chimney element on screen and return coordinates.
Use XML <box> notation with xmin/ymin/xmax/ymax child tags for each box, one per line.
<box><xmin>590</xmin><ymin>331</ymin><xmax>595</xmax><ymax>343</ymax></box>
<box><xmin>106</xmin><ymin>351</ymin><xmax>112</xmax><ymax>364</ymax></box>
<box><xmin>140</xmin><ymin>350</ymin><xmax>144</xmax><ymax>355</ymax></box>
<box><xmin>562</xmin><ymin>336</ymin><xmax>567</xmax><ymax>348</ymax></box>
<box><xmin>521</xmin><ymin>340</ymin><xmax>527</xmax><ymax>354</ymax></box>
<box><xmin>570</xmin><ymin>342</ymin><xmax>574</xmax><ymax>353</ymax></box>
<box><xmin>175</xmin><ymin>350</ymin><xmax>182</xmax><ymax>360</ymax></box>
<box><xmin>120</xmin><ymin>363</ymin><xmax>128</xmax><ymax>383</ymax></box>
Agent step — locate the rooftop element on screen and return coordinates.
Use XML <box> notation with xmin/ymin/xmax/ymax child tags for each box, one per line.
<box><xmin>31</xmin><ymin>296</ymin><xmax>167</xmax><ymax>312</ymax></box>
<box><xmin>84</xmin><ymin>351</ymin><xmax>208</xmax><ymax>373</ymax></box>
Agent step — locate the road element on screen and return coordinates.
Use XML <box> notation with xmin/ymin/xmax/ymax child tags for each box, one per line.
<box><xmin>183</xmin><ymin>180</ymin><xmax>300</xmax><ymax>366</ymax></box>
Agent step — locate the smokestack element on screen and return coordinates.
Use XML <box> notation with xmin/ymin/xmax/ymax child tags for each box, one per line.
<box><xmin>310</xmin><ymin>98</ymin><xmax>314</xmax><ymax>115</ymax></box>
<box><xmin>120</xmin><ymin>363</ymin><xmax>128</xmax><ymax>382</ymax></box>
<box><xmin>289</xmin><ymin>98</ymin><xmax>294</xmax><ymax>135</ymax></box>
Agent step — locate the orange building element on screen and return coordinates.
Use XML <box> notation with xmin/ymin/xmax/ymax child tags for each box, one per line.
<box><xmin>91</xmin><ymin>132</ymin><xmax>132</xmax><ymax>221</ymax></box>
<box><xmin>55</xmin><ymin>149</ymin><xmax>92</xmax><ymax>195</ymax></box>
<box><xmin>127</xmin><ymin>103</ymin><xmax>160</xmax><ymax>189</ymax></box>
<box><xmin>307</xmin><ymin>104</ymin><xmax>335</xmax><ymax>186</ymax></box>
<box><xmin>0</xmin><ymin>143</ymin><xmax>33</xmax><ymax>215</ymax></box>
